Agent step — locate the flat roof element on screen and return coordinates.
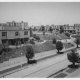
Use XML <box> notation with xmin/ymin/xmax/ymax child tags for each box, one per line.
<box><xmin>0</xmin><ymin>29</ymin><xmax>29</xmax><ymax>31</ymax></box>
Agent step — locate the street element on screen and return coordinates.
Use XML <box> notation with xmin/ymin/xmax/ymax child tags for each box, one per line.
<box><xmin>4</xmin><ymin>52</ymin><xmax>71</xmax><ymax>78</ymax></box>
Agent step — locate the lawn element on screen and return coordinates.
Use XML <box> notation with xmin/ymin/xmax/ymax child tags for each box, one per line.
<box><xmin>0</xmin><ymin>41</ymin><xmax>55</xmax><ymax>63</ymax></box>
<box><xmin>0</xmin><ymin>40</ymin><xmax>74</xmax><ymax>63</ymax></box>
<box><xmin>58</xmin><ymin>33</ymin><xmax>70</xmax><ymax>39</ymax></box>
<box><xmin>37</xmin><ymin>34</ymin><xmax>61</xmax><ymax>40</ymax></box>
<box><xmin>32</xmin><ymin>41</ymin><xmax>56</xmax><ymax>53</ymax></box>
<box><xmin>36</xmin><ymin>33</ymin><xmax>70</xmax><ymax>41</ymax></box>
<box><xmin>63</xmin><ymin>43</ymin><xmax>74</xmax><ymax>49</ymax></box>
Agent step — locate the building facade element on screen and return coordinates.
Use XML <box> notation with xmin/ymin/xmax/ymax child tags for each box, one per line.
<box><xmin>51</xmin><ymin>24</ymin><xmax>80</xmax><ymax>34</ymax></box>
<box><xmin>0</xmin><ymin>21</ymin><xmax>30</xmax><ymax>45</ymax></box>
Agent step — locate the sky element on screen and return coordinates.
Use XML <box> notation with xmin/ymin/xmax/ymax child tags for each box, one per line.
<box><xmin>0</xmin><ymin>2</ymin><xmax>80</xmax><ymax>26</ymax></box>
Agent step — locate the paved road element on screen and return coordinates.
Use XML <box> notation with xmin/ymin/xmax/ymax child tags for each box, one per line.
<box><xmin>4</xmin><ymin>52</ymin><xmax>71</xmax><ymax>78</ymax></box>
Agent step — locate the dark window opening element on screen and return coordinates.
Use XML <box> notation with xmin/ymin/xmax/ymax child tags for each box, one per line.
<box><xmin>2</xmin><ymin>32</ymin><xmax>7</xmax><ymax>36</ymax></box>
<box><xmin>24</xmin><ymin>31</ymin><xmax>28</xmax><ymax>35</ymax></box>
<box><xmin>15</xmin><ymin>31</ymin><xmax>19</xmax><ymax>36</ymax></box>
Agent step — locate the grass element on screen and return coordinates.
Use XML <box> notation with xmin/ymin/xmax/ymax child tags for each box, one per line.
<box><xmin>0</xmin><ymin>40</ymin><xmax>74</xmax><ymax>63</ymax></box>
<box><xmin>32</xmin><ymin>41</ymin><xmax>56</xmax><ymax>53</ymax></box>
<box><xmin>0</xmin><ymin>41</ymin><xmax>55</xmax><ymax>63</ymax></box>
<box><xmin>58</xmin><ymin>33</ymin><xmax>70</xmax><ymax>39</ymax></box>
<box><xmin>37</xmin><ymin>34</ymin><xmax>60</xmax><ymax>40</ymax></box>
<box><xmin>37</xmin><ymin>33</ymin><xmax>70</xmax><ymax>41</ymax></box>
<box><xmin>63</xmin><ymin>43</ymin><xmax>74</xmax><ymax>49</ymax></box>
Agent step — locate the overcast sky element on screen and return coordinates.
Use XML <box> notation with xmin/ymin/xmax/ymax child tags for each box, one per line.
<box><xmin>0</xmin><ymin>2</ymin><xmax>80</xmax><ymax>26</ymax></box>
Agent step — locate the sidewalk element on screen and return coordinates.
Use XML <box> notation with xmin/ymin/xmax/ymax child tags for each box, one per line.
<box><xmin>0</xmin><ymin>49</ymin><xmax>57</xmax><ymax>72</ymax></box>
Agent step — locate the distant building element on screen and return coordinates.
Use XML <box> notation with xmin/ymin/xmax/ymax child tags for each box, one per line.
<box><xmin>0</xmin><ymin>21</ymin><xmax>30</xmax><ymax>45</ymax></box>
<box><xmin>45</xmin><ymin>25</ymin><xmax>50</xmax><ymax>31</ymax></box>
<box><xmin>74</xmin><ymin>24</ymin><xmax>80</xmax><ymax>34</ymax></box>
<box><xmin>52</xmin><ymin>24</ymin><xmax>80</xmax><ymax>34</ymax></box>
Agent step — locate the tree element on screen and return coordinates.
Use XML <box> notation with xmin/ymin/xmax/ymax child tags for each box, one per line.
<box><xmin>33</xmin><ymin>27</ymin><xmax>37</xmax><ymax>31</ymax></box>
<box><xmin>75</xmin><ymin>38</ymin><xmax>80</xmax><ymax>48</ymax></box>
<box><xmin>30</xmin><ymin>39</ymin><xmax>35</xmax><ymax>44</ymax></box>
<box><xmin>65</xmin><ymin>33</ymin><xmax>70</xmax><ymax>37</ymax></box>
<box><xmin>32</xmin><ymin>34</ymin><xmax>40</xmax><ymax>41</ymax></box>
<box><xmin>41</xmin><ymin>25</ymin><xmax>45</xmax><ymax>35</ymax></box>
<box><xmin>53</xmin><ymin>38</ymin><xmax>56</xmax><ymax>44</ymax></box>
<box><xmin>35</xmin><ymin>36</ymin><xmax>40</xmax><ymax>41</ymax></box>
<box><xmin>41</xmin><ymin>25</ymin><xmax>45</xmax><ymax>31</ymax></box>
<box><xmin>67</xmin><ymin>50</ymin><xmax>80</xmax><ymax>68</ymax></box>
<box><xmin>56</xmin><ymin>41</ymin><xmax>63</xmax><ymax>53</ymax></box>
<box><xmin>48</xmin><ymin>26</ymin><xmax>53</xmax><ymax>33</ymax></box>
<box><xmin>26</xmin><ymin>45</ymin><xmax>34</xmax><ymax>63</ymax></box>
<box><xmin>29</xmin><ymin>27</ymin><xmax>33</xmax><ymax>37</ymax></box>
<box><xmin>60</xmin><ymin>26</ymin><xmax>64</xmax><ymax>34</ymax></box>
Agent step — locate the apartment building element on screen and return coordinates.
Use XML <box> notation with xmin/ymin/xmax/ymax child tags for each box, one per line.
<box><xmin>52</xmin><ymin>24</ymin><xmax>80</xmax><ymax>34</ymax></box>
<box><xmin>0</xmin><ymin>21</ymin><xmax>30</xmax><ymax>45</ymax></box>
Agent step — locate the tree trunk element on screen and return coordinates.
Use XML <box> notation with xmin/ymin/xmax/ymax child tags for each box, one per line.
<box><xmin>27</xmin><ymin>58</ymin><xmax>29</xmax><ymax>63</ymax></box>
<box><xmin>73</xmin><ymin>62</ymin><xmax>75</xmax><ymax>68</ymax></box>
<box><xmin>58</xmin><ymin>49</ymin><xmax>59</xmax><ymax>53</ymax></box>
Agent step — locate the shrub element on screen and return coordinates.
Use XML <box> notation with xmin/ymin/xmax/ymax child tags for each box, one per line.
<box><xmin>65</xmin><ymin>33</ymin><xmax>70</xmax><ymax>37</ymax></box>
<box><xmin>36</xmin><ymin>36</ymin><xmax>40</xmax><ymax>41</ymax></box>
<box><xmin>48</xmin><ymin>26</ymin><xmax>53</xmax><ymax>33</ymax></box>
<box><xmin>30</xmin><ymin>40</ymin><xmax>35</xmax><ymax>44</ymax></box>
<box><xmin>67</xmin><ymin>49</ymin><xmax>80</xmax><ymax>68</ymax></box>
<box><xmin>0</xmin><ymin>50</ymin><xmax>3</xmax><ymax>55</ymax></box>
<box><xmin>26</xmin><ymin>45</ymin><xmax>35</xmax><ymax>63</ymax></box>
<box><xmin>75</xmin><ymin>38</ymin><xmax>80</xmax><ymax>48</ymax></box>
<box><xmin>32</xmin><ymin>34</ymin><xmax>40</xmax><ymax>41</ymax></box>
<box><xmin>56</xmin><ymin>41</ymin><xmax>63</xmax><ymax>53</ymax></box>
<box><xmin>53</xmin><ymin>38</ymin><xmax>56</xmax><ymax>44</ymax></box>
<box><xmin>2</xmin><ymin>47</ymin><xmax>12</xmax><ymax>52</ymax></box>
<box><xmin>28</xmin><ymin>60</ymin><xmax>37</xmax><ymax>64</ymax></box>
<box><xmin>60</xmin><ymin>26</ymin><xmax>64</xmax><ymax>34</ymax></box>
<box><xmin>29</xmin><ymin>27</ymin><xmax>33</xmax><ymax>37</ymax></box>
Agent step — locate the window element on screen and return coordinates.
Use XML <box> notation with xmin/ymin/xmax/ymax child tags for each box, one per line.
<box><xmin>2</xmin><ymin>32</ymin><xmax>7</xmax><ymax>36</ymax></box>
<box><xmin>65</xmin><ymin>27</ymin><xmax>66</xmax><ymax>29</ymax></box>
<box><xmin>24</xmin><ymin>31</ymin><xmax>28</xmax><ymax>35</ymax></box>
<box><xmin>78</xmin><ymin>29</ymin><xmax>79</xmax><ymax>31</ymax></box>
<box><xmin>14</xmin><ymin>23</ymin><xmax>16</xmax><ymax>26</ymax></box>
<box><xmin>15</xmin><ymin>31</ymin><xmax>19</xmax><ymax>36</ymax></box>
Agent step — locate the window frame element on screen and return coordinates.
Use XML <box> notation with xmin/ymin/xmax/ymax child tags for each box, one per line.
<box><xmin>24</xmin><ymin>31</ymin><xmax>28</xmax><ymax>35</ymax></box>
<box><xmin>2</xmin><ymin>32</ymin><xmax>7</xmax><ymax>37</ymax></box>
<box><xmin>15</xmin><ymin>31</ymin><xmax>19</xmax><ymax>36</ymax></box>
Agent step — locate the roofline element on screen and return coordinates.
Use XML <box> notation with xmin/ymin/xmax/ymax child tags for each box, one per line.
<box><xmin>0</xmin><ymin>29</ymin><xmax>29</xmax><ymax>31</ymax></box>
